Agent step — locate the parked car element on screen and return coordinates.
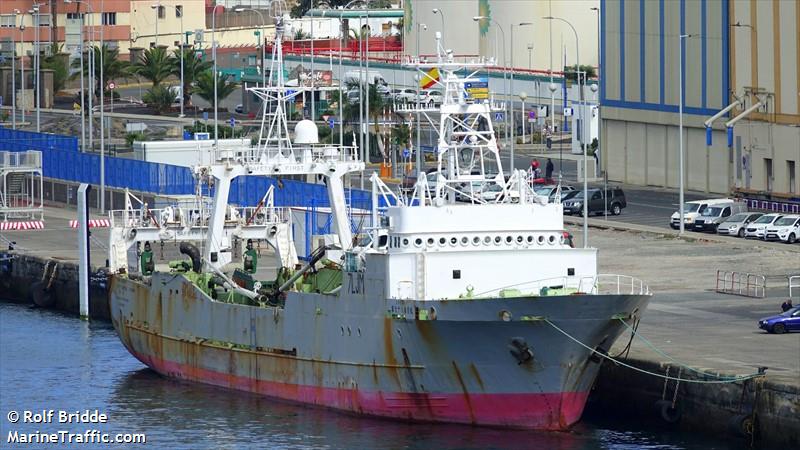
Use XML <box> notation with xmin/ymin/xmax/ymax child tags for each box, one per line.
<box><xmin>693</xmin><ymin>202</ymin><xmax>748</xmax><ymax>232</ymax></box>
<box><xmin>534</xmin><ymin>185</ymin><xmax>575</xmax><ymax>202</ymax></box>
<box><xmin>717</xmin><ymin>213</ymin><xmax>763</xmax><ymax>237</ymax></box>
<box><xmin>758</xmin><ymin>307</ymin><xmax>800</xmax><ymax>334</ymax></box>
<box><xmin>744</xmin><ymin>213</ymin><xmax>784</xmax><ymax>239</ymax></box>
<box><xmin>480</xmin><ymin>184</ymin><xmax>505</xmax><ymax>202</ymax></box>
<box><xmin>392</xmin><ymin>88</ymin><xmax>417</xmax><ymax>103</ymax></box>
<box><xmin>346</xmin><ymin>90</ymin><xmax>360</xmax><ymax>104</ymax></box>
<box><xmin>670</xmin><ymin>198</ymin><xmax>733</xmax><ymax>229</ymax></box>
<box><xmin>234</xmin><ymin>104</ymin><xmax>244</xmax><ymax>114</ymax></box>
<box><xmin>764</xmin><ymin>215</ymin><xmax>800</xmax><ymax>244</ymax></box>
<box><xmin>563</xmin><ymin>187</ymin><xmax>626</xmax><ymax>216</ymax></box>
<box><xmin>417</xmin><ymin>90</ymin><xmax>443</xmax><ymax>106</ymax></box>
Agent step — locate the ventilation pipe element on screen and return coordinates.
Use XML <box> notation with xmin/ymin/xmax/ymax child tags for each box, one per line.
<box><xmin>703</xmin><ymin>100</ymin><xmax>742</xmax><ymax>145</ymax></box>
<box><xmin>724</xmin><ymin>101</ymin><xmax>764</xmax><ymax>147</ymax></box>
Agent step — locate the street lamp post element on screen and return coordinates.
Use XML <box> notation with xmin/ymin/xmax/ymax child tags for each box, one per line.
<box><xmin>416</xmin><ymin>22</ymin><xmax>426</xmax><ymax>176</ymax></box>
<box><xmin>157</xmin><ymin>3</ymin><xmax>185</xmax><ymax>117</ymax></box>
<box><xmin>211</xmin><ymin>3</ymin><xmax>225</xmax><ymax>149</ymax></box>
<box><xmin>32</xmin><ymin>3</ymin><xmax>41</xmax><ymax>133</ymax></box>
<box><xmin>235</xmin><ymin>8</ymin><xmax>267</xmax><ymax>88</ymax></box>
<box><xmin>510</xmin><ymin>22</ymin><xmax>532</xmax><ymax>171</ymax></box>
<box><xmin>590</xmin><ymin>6</ymin><xmax>601</xmax><ymax>174</ymax></box>
<box><xmin>678</xmin><ymin>34</ymin><xmax>699</xmax><ymax>235</ymax></box>
<box><xmin>545</xmin><ymin>16</ymin><xmax>587</xmax><ymax>247</ymax></box>
<box><xmin>527</xmin><ymin>43</ymin><xmax>533</xmax><ymax>69</ymax></box>
<box><xmin>19</xmin><ymin>19</ymin><xmax>25</xmax><ymax>126</ymax></box>
<box><xmin>431</xmin><ymin>9</ymin><xmax>445</xmax><ymax>47</ymax></box>
<box><xmin>472</xmin><ymin>16</ymin><xmax>507</xmax><ymax>162</ymax></box>
<box><xmin>519</xmin><ymin>91</ymin><xmax>527</xmax><ymax>145</ymax></box>
<box><xmin>10</xmin><ymin>10</ymin><xmax>19</xmax><ymax>129</ymax></box>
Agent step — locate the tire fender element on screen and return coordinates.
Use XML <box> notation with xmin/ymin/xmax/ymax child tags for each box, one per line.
<box><xmin>654</xmin><ymin>400</ymin><xmax>681</xmax><ymax>424</ymax></box>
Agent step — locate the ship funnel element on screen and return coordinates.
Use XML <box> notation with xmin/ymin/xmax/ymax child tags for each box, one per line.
<box><xmin>294</xmin><ymin>120</ymin><xmax>319</xmax><ymax>144</ymax></box>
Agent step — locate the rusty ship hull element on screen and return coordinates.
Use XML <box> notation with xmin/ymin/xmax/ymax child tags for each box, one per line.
<box><xmin>110</xmin><ymin>272</ymin><xmax>649</xmax><ymax>429</ymax></box>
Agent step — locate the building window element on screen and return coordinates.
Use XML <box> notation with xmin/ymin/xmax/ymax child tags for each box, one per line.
<box><xmin>66</xmin><ymin>13</ymin><xmax>85</xmax><ymax>21</ymax></box>
<box><xmin>0</xmin><ymin>15</ymin><xmax>16</xmax><ymax>28</ymax></box>
<box><xmin>789</xmin><ymin>161</ymin><xmax>796</xmax><ymax>194</ymax></box>
<box><xmin>765</xmin><ymin>158</ymin><xmax>773</xmax><ymax>192</ymax></box>
<box><xmin>176</xmin><ymin>5</ymin><xmax>183</xmax><ymax>18</ymax></box>
<box><xmin>102</xmin><ymin>12</ymin><xmax>116</xmax><ymax>26</ymax></box>
<box><xmin>34</xmin><ymin>13</ymin><xmax>51</xmax><ymax>27</ymax></box>
<box><xmin>157</xmin><ymin>6</ymin><xmax>166</xmax><ymax>19</ymax></box>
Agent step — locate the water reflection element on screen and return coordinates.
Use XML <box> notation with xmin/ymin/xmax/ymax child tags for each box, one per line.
<box><xmin>0</xmin><ymin>303</ymin><xmax>762</xmax><ymax>450</ymax></box>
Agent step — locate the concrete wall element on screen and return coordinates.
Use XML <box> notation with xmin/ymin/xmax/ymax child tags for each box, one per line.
<box><xmin>405</xmin><ymin>0</ymin><xmax>599</xmax><ymax>70</ymax></box>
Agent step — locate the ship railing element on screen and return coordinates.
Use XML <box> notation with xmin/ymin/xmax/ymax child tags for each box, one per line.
<box><xmin>473</xmin><ymin>274</ymin><xmax>650</xmax><ymax>298</ymax></box>
<box><xmin>109</xmin><ymin>206</ymin><xmax>289</xmax><ymax>230</ymax></box>
<box><xmin>214</xmin><ymin>144</ymin><xmax>360</xmax><ymax>166</ymax></box>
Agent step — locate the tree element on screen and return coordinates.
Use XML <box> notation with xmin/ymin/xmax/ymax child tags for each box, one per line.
<box><xmin>171</xmin><ymin>47</ymin><xmax>212</xmax><ymax>107</ymax></box>
<box><xmin>563</xmin><ymin>64</ymin><xmax>597</xmax><ymax>83</ymax></box>
<box><xmin>41</xmin><ymin>43</ymin><xmax>69</xmax><ymax>93</ymax></box>
<box><xmin>70</xmin><ymin>44</ymin><xmax>130</xmax><ymax>99</ymax></box>
<box><xmin>142</xmin><ymin>85</ymin><xmax>175</xmax><ymax>115</ymax></box>
<box><xmin>132</xmin><ymin>47</ymin><xmax>174</xmax><ymax>87</ymax></box>
<box><xmin>194</xmin><ymin>70</ymin><xmax>237</xmax><ymax>105</ymax></box>
<box><xmin>390</xmin><ymin>123</ymin><xmax>410</xmax><ymax>149</ymax></box>
<box><xmin>291</xmin><ymin>0</ymin><xmax>391</xmax><ymax>17</ymax></box>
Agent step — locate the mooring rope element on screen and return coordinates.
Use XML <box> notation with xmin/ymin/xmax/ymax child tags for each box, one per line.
<box><xmin>544</xmin><ymin>318</ymin><xmax>765</xmax><ymax>384</ymax></box>
<box><xmin>616</xmin><ymin>318</ymin><xmax>748</xmax><ymax>381</ymax></box>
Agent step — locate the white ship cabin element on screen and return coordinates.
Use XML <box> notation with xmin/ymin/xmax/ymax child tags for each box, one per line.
<box><xmin>359</xmin><ymin>199</ymin><xmax>598</xmax><ymax>301</ymax></box>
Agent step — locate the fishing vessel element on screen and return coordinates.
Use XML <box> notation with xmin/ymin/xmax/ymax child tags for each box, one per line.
<box><xmin>108</xmin><ymin>22</ymin><xmax>651</xmax><ymax>429</ymax></box>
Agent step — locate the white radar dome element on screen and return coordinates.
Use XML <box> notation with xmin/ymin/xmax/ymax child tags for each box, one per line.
<box><xmin>294</xmin><ymin>119</ymin><xmax>319</xmax><ymax>144</ymax></box>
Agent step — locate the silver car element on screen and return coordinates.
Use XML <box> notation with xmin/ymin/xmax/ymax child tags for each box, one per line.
<box><xmin>744</xmin><ymin>213</ymin><xmax>784</xmax><ymax>239</ymax></box>
<box><xmin>717</xmin><ymin>212</ymin><xmax>763</xmax><ymax>237</ymax></box>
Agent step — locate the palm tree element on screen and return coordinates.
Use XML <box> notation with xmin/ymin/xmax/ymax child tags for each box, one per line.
<box><xmin>41</xmin><ymin>43</ymin><xmax>69</xmax><ymax>93</ymax></box>
<box><xmin>70</xmin><ymin>44</ymin><xmax>130</xmax><ymax>99</ymax></box>
<box><xmin>132</xmin><ymin>47</ymin><xmax>174</xmax><ymax>87</ymax></box>
<box><xmin>171</xmin><ymin>47</ymin><xmax>212</xmax><ymax>107</ymax></box>
<box><xmin>194</xmin><ymin>70</ymin><xmax>237</xmax><ymax>105</ymax></box>
<box><xmin>142</xmin><ymin>84</ymin><xmax>175</xmax><ymax>115</ymax></box>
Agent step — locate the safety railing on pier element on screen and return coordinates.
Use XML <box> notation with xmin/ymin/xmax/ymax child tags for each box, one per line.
<box><xmin>0</xmin><ymin>151</ymin><xmax>42</xmax><ymax>170</ymax></box>
<box><xmin>789</xmin><ymin>276</ymin><xmax>800</xmax><ymax>298</ymax></box>
<box><xmin>715</xmin><ymin>270</ymin><xmax>766</xmax><ymax>298</ymax></box>
<box><xmin>109</xmin><ymin>205</ymin><xmax>289</xmax><ymax>230</ymax></box>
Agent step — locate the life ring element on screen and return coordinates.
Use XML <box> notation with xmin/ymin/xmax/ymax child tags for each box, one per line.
<box><xmin>655</xmin><ymin>399</ymin><xmax>681</xmax><ymax>424</ymax></box>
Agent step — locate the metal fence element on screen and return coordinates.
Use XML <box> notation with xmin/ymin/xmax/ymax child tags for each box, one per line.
<box><xmin>715</xmin><ymin>270</ymin><xmax>767</xmax><ymax>298</ymax></box>
<box><xmin>0</xmin><ymin>127</ymin><xmax>372</xmax><ymax>210</ymax></box>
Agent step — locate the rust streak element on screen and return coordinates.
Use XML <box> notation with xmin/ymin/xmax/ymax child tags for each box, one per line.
<box><xmin>468</xmin><ymin>363</ymin><xmax>485</xmax><ymax>392</ymax></box>
<box><xmin>383</xmin><ymin>317</ymin><xmax>402</xmax><ymax>389</ymax></box>
<box><xmin>451</xmin><ymin>361</ymin><xmax>476</xmax><ymax>424</ymax></box>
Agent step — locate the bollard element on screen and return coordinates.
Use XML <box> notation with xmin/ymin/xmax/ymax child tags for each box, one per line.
<box><xmin>77</xmin><ymin>184</ymin><xmax>92</xmax><ymax>319</ymax></box>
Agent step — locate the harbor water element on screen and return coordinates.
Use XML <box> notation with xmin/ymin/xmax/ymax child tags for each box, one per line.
<box><xmin>0</xmin><ymin>302</ymin><xmax>753</xmax><ymax>449</ymax></box>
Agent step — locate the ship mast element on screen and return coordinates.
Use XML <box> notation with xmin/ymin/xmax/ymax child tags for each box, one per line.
<box><xmin>400</xmin><ymin>32</ymin><xmax>508</xmax><ymax>204</ymax></box>
<box><xmin>203</xmin><ymin>16</ymin><xmax>364</xmax><ymax>271</ymax></box>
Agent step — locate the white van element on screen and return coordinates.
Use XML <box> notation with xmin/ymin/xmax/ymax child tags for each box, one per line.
<box><xmin>343</xmin><ymin>70</ymin><xmax>386</xmax><ymax>86</ymax></box>
<box><xmin>670</xmin><ymin>198</ymin><xmax>733</xmax><ymax>229</ymax></box>
<box><xmin>692</xmin><ymin>201</ymin><xmax>748</xmax><ymax>232</ymax></box>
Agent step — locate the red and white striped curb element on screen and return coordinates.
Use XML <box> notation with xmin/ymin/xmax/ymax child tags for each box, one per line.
<box><xmin>0</xmin><ymin>221</ymin><xmax>45</xmax><ymax>230</ymax></box>
<box><xmin>69</xmin><ymin>219</ymin><xmax>111</xmax><ymax>228</ymax></box>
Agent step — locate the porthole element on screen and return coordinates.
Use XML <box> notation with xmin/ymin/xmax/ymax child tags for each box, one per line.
<box><xmin>494</xmin><ymin>236</ymin><xmax>502</xmax><ymax>245</ymax></box>
<box><xmin>484</xmin><ymin>236</ymin><xmax>491</xmax><ymax>245</ymax></box>
<box><xmin>505</xmin><ymin>236</ymin><xmax>513</xmax><ymax>244</ymax></box>
<box><xmin>415</xmin><ymin>238</ymin><xmax>422</xmax><ymax>247</ymax></box>
<box><xmin>499</xmin><ymin>310</ymin><xmax>512</xmax><ymax>322</ymax></box>
<box><xmin>427</xmin><ymin>237</ymin><xmax>434</xmax><ymax>246</ymax></box>
<box><xmin>516</xmin><ymin>235</ymin><xmax>524</xmax><ymax>244</ymax></box>
<box><xmin>559</xmin><ymin>235</ymin><xmax>565</xmax><ymax>245</ymax></box>
<box><xmin>357</xmin><ymin>327</ymin><xmax>362</xmax><ymax>337</ymax></box>
<box><xmin>429</xmin><ymin>307</ymin><xmax>438</xmax><ymax>320</ymax></box>
<box><xmin>548</xmin><ymin>235</ymin><xmax>556</xmax><ymax>244</ymax></box>
<box><xmin>439</xmin><ymin>237</ymin><xmax>446</xmax><ymax>245</ymax></box>
<box><xmin>340</xmin><ymin>326</ymin><xmax>345</xmax><ymax>335</ymax></box>
<box><xmin>538</xmin><ymin>235</ymin><xmax>545</xmax><ymax>244</ymax></box>
<box><xmin>403</xmin><ymin>238</ymin><xmax>409</xmax><ymax>246</ymax></box>
<box><xmin>450</xmin><ymin>237</ymin><xmax>458</xmax><ymax>246</ymax></box>
<box><xmin>347</xmin><ymin>326</ymin><xmax>352</xmax><ymax>336</ymax></box>
<box><xmin>461</xmin><ymin>237</ymin><xmax>469</xmax><ymax>245</ymax></box>
<box><xmin>473</xmin><ymin>236</ymin><xmax>480</xmax><ymax>245</ymax></box>
<box><xmin>527</xmin><ymin>235</ymin><xmax>534</xmax><ymax>243</ymax></box>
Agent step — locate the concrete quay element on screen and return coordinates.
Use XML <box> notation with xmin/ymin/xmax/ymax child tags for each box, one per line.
<box><xmin>0</xmin><ymin>204</ymin><xmax>797</xmax><ymax>447</ymax></box>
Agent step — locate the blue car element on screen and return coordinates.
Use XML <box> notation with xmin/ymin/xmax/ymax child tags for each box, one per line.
<box><xmin>758</xmin><ymin>306</ymin><xmax>800</xmax><ymax>334</ymax></box>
